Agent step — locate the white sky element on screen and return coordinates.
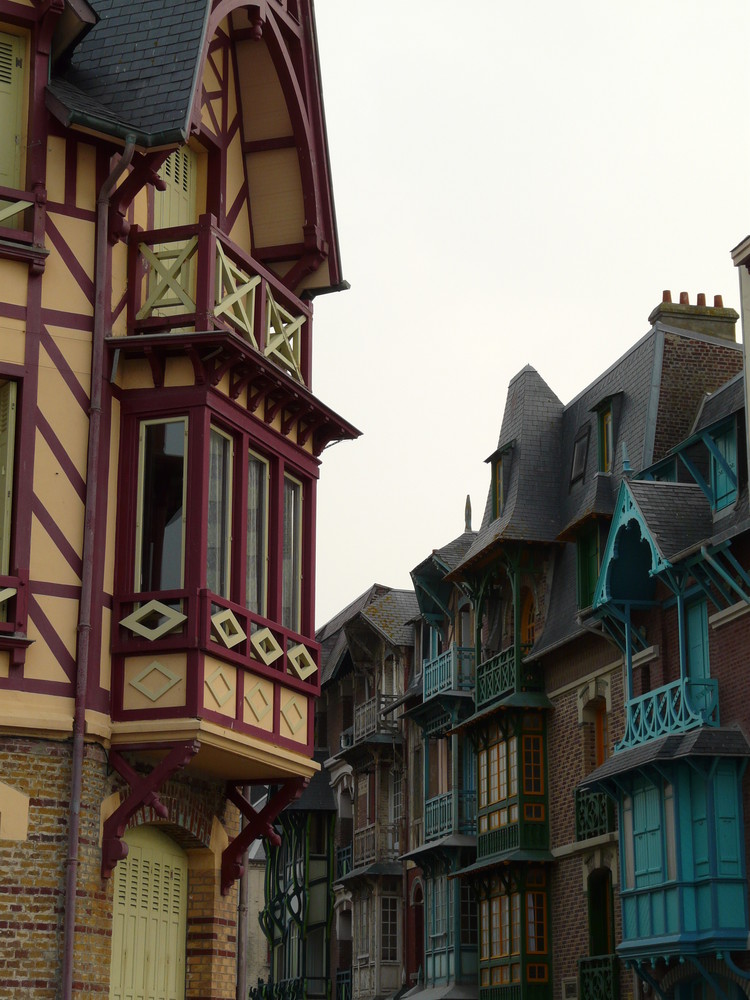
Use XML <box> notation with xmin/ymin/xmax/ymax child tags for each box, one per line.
<box><xmin>309</xmin><ymin>0</ymin><xmax>750</xmax><ymax>628</ymax></box>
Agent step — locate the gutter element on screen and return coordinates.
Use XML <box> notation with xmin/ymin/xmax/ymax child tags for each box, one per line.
<box><xmin>61</xmin><ymin>133</ymin><xmax>136</xmax><ymax>1000</ymax></box>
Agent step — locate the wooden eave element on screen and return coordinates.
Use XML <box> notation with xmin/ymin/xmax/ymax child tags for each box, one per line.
<box><xmin>106</xmin><ymin>330</ymin><xmax>360</xmax><ymax>456</ymax></box>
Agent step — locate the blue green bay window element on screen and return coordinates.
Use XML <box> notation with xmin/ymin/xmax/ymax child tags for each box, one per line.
<box><xmin>479</xmin><ymin>872</ymin><xmax>550</xmax><ymax>990</ymax></box>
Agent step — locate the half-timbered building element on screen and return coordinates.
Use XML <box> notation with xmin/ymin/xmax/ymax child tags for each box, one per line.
<box><xmin>0</xmin><ymin>1</ymin><xmax>356</xmax><ymax>997</ymax></box>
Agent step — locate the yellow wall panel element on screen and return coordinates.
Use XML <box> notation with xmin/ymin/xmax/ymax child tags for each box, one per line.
<box><xmin>76</xmin><ymin>143</ymin><xmax>97</xmax><ymax>211</ymax></box>
<box><xmin>203</xmin><ymin>659</ymin><xmax>237</xmax><ymax>718</ymax></box>
<box><xmin>122</xmin><ymin>654</ymin><xmax>187</xmax><ymax>711</ymax></box>
<box><xmin>0</xmin><ymin>691</ymin><xmax>73</xmax><ymax>731</ymax></box>
<box><xmin>30</xmin><ymin>510</ymin><xmax>82</xmax><ymax>587</ymax></box>
<box><xmin>278</xmin><ymin>688</ymin><xmax>308</xmax><ymax>745</ymax></box>
<box><xmin>118</xmin><ymin>359</ymin><xmax>154</xmax><ymax>390</ymax></box>
<box><xmin>42</xmin><ymin>213</ymin><xmax>95</xmax><ymax>316</ymax></box>
<box><xmin>242</xmin><ymin>675</ymin><xmax>274</xmax><ymax>733</ymax></box>
<box><xmin>31</xmin><ymin>431</ymin><xmax>85</xmax><ymax>581</ymax></box>
<box><xmin>236</xmin><ymin>39</ymin><xmax>292</xmax><ymax>141</ymax></box>
<box><xmin>226</xmin><ymin>131</ymin><xmax>250</xmax><ymax>251</ymax></box>
<box><xmin>0</xmin><ymin>317</ymin><xmax>26</xmax><ymax>366</ymax></box>
<box><xmin>0</xmin><ymin>780</ymin><xmax>29</xmax><ymax>841</ymax></box>
<box><xmin>0</xmin><ymin>651</ymin><xmax>8</xmax><ymax>678</ymax></box>
<box><xmin>99</xmin><ymin>608</ymin><xmax>112</xmax><ymax>692</ymax></box>
<box><xmin>0</xmin><ymin>261</ymin><xmax>28</xmax><ymax>308</ymax></box>
<box><xmin>164</xmin><ymin>356</ymin><xmax>197</xmax><ymax>388</ymax></box>
<box><xmin>245</xmin><ymin>149</ymin><xmax>303</xmax><ymax>248</ymax></box>
<box><xmin>110</xmin><ymin>239</ymin><xmax>129</xmax><ymax>337</ymax></box>
<box><xmin>46</xmin><ymin>136</ymin><xmax>66</xmax><ymax>203</ymax></box>
<box><xmin>104</xmin><ymin>401</ymin><xmax>120</xmax><ymax>595</ymax></box>
<box><xmin>25</xmin><ymin>594</ymin><xmax>78</xmax><ymax>683</ymax></box>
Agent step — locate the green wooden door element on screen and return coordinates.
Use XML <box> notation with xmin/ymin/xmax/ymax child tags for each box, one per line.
<box><xmin>151</xmin><ymin>148</ymin><xmax>198</xmax><ymax>316</ymax></box>
<box><xmin>0</xmin><ymin>32</ymin><xmax>23</xmax><ymax>191</ymax></box>
<box><xmin>110</xmin><ymin>826</ymin><xmax>188</xmax><ymax>1000</ymax></box>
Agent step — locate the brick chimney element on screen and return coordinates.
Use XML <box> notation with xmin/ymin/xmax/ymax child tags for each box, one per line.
<box><xmin>648</xmin><ymin>290</ymin><xmax>738</xmax><ymax>342</ymax></box>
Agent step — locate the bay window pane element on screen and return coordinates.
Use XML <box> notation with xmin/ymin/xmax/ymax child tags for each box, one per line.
<box><xmin>137</xmin><ymin>419</ymin><xmax>187</xmax><ymax>592</ymax></box>
<box><xmin>207</xmin><ymin>428</ymin><xmax>232</xmax><ymax>597</ymax></box>
<box><xmin>282</xmin><ymin>474</ymin><xmax>302</xmax><ymax>630</ymax></box>
<box><xmin>246</xmin><ymin>451</ymin><xmax>268</xmax><ymax>615</ymax></box>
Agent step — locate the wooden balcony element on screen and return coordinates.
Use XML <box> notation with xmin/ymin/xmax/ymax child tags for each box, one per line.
<box><xmin>423</xmin><ymin>644</ymin><xmax>475</xmax><ymax>700</ymax></box>
<box><xmin>616</xmin><ymin>677</ymin><xmax>719</xmax><ymax>751</ymax></box>
<box><xmin>340</xmin><ymin>694</ymin><xmax>399</xmax><ymax>746</ymax></box>
<box><xmin>353</xmin><ymin>821</ymin><xmax>399</xmax><ymax>866</ymax></box>
<box><xmin>477</xmin><ymin>817</ymin><xmax>548</xmax><ymax>861</ymax></box>
<box><xmin>575</xmin><ymin>788</ymin><xmax>616</xmax><ymax>841</ymax></box>
<box><xmin>0</xmin><ymin>184</ymin><xmax>48</xmax><ymax>271</ymax></box>
<box><xmin>424</xmin><ymin>790</ymin><xmax>477</xmax><ymax>840</ymax></box>
<box><xmin>110</xmin><ymin>588</ymin><xmax>320</xmax><ymax>780</ymax></box>
<box><xmin>127</xmin><ymin>214</ymin><xmax>312</xmax><ymax>386</ymax></box>
<box><xmin>475</xmin><ymin>644</ymin><xmax>538</xmax><ymax>709</ymax></box>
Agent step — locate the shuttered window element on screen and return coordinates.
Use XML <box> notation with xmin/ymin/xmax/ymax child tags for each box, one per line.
<box><xmin>0</xmin><ymin>31</ymin><xmax>24</xmax><ymax>191</ymax></box>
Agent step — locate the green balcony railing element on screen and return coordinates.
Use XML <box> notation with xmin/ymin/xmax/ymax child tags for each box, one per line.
<box><xmin>424</xmin><ymin>790</ymin><xmax>477</xmax><ymax>840</ymax></box>
<box><xmin>616</xmin><ymin>677</ymin><xmax>719</xmax><ymax>751</ymax></box>
<box><xmin>579</xmin><ymin>955</ymin><xmax>619</xmax><ymax>1000</ymax></box>
<box><xmin>336</xmin><ymin>970</ymin><xmax>351</xmax><ymax>1000</ymax></box>
<box><xmin>336</xmin><ymin>845</ymin><xmax>352</xmax><ymax>879</ymax></box>
<box><xmin>424</xmin><ymin>645</ymin><xmax>475</xmax><ymax>700</ymax></box>
<box><xmin>575</xmin><ymin>788</ymin><xmax>616</xmax><ymax>841</ymax></box>
<box><xmin>477</xmin><ymin>819</ymin><xmax>547</xmax><ymax>860</ymax></box>
<box><xmin>475</xmin><ymin>644</ymin><xmax>537</xmax><ymax>709</ymax></box>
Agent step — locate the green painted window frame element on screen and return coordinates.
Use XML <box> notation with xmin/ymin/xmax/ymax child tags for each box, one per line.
<box><xmin>571</xmin><ymin>426</ymin><xmax>590</xmax><ymax>485</ymax></box>
<box><xmin>711</xmin><ymin>420</ymin><xmax>737</xmax><ymax>511</ymax></box>
<box><xmin>577</xmin><ymin>521</ymin><xmax>600</xmax><ymax>609</ymax></box>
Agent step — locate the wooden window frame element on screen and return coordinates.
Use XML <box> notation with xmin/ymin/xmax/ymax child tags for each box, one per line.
<box><xmin>207</xmin><ymin>425</ymin><xmax>233</xmax><ymax>598</ymax></box>
<box><xmin>598</xmin><ymin>406</ymin><xmax>613</xmax><ymax>473</ymax></box>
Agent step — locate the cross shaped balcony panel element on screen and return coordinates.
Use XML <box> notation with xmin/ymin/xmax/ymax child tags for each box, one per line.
<box><xmin>128</xmin><ymin>214</ymin><xmax>312</xmax><ymax>386</ymax></box>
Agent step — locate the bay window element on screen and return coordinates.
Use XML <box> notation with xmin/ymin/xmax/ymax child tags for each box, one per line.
<box><xmin>207</xmin><ymin>427</ymin><xmax>232</xmax><ymax>597</ymax></box>
<box><xmin>282</xmin><ymin>473</ymin><xmax>302</xmax><ymax>631</ymax></box>
<box><xmin>246</xmin><ymin>450</ymin><xmax>269</xmax><ymax>615</ymax></box>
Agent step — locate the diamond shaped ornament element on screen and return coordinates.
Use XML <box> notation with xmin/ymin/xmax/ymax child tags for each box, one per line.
<box><xmin>251</xmin><ymin>626</ymin><xmax>283</xmax><ymax>666</ymax></box>
<box><xmin>287</xmin><ymin>643</ymin><xmax>317</xmax><ymax>681</ymax></box>
<box><xmin>280</xmin><ymin>695</ymin><xmax>306</xmax><ymax>735</ymax></box>
<box><xmin>205</xmin><ymin>665</ymin><xmax>234</xmax><ymax>708</ymax></box>
<box><xmin>120</xmin><ymin>600</ymin><xmax>187</xmax><ymax>641</ymax></box>
<box><xmin>130</xmin><ymin>660</ymin><xmax>181</xmax><ymax>703</ymax></box>
<box><xmin>245</xmin><ymin>681</ymin><xmax>272</xmax><ymax>723</ymax></box>
<box><xmin>211</xmin><ymin>607</ymin><xmax>246</xmax><ymax>649</ymax></box>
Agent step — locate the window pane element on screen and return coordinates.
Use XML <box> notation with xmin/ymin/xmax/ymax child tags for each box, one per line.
<box><xmin>0</xmin><ymin>380</ymin><xmax>17</xmax><ymax>576</ymax></box>
<box><xmin>246</xmin><ymin>451</ymin><xmax>268</xmax><ymax>614</ymax></box>
<box><xmin>207</xmin><ymin>429</ymin><xmax>232</xmax><ymax>596</ymax></box>
<box><xmin>282</xmin><ymin>474</ymin><xmax>302</xmax><ymax>630</ymax></box>
<box><xmin>138</xmin><ymin>419</ymin><xmax>186</xmax><ymax>592</ymax></box>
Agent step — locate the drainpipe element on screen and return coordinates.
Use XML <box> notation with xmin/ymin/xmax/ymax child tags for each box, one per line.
<box><xmin>237</xmin><ymin>785</ymin><xmax>250</xmax><ymax>1000</ymax></box>
<box><xmin>61</xmin><ymin>134</ymin><xmax>136</xmax><ymax>1000</ymax></box>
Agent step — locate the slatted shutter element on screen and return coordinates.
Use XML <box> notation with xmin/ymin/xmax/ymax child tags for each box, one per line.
<box><xmin>110</xmin><ymin>826</ymin><xmax>188</xmax><ymax>1000</ymax></box>
<box><xmin>0</xmin><ymin>32</ymin><xmax>23</xmax><ymax>190</ymax></box>
<box><xmin>155</xmin><ymin>148</ymin><xmax>197</xmax><ymax>230</ymax></box>
<box><xmin>0</xmin><ymin>380</ymin><xmax>17</xmax><ymax>575</ymax></box>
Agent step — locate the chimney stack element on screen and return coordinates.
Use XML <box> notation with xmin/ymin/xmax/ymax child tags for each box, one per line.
<box><xmin>648</xmin><ymin>290</ymin><xmax>738</xmax><ymax>342</ymax></box>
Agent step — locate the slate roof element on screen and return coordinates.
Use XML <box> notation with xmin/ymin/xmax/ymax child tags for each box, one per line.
<box><xmin>317</xmin><ymin>584</ymin><xmax>390</xmax><ymax>686</ymax></box>
<box><xmin>286</xmin><ymin>750</ymin><xmax>336</xmax><ymax>813</ymax></box>
<box><xmin>580</xmin><ymin>727</ymin><xmax>750</xmax><ymax>791</ymax></box>
<box><xmin>431</xmin><ymin>529</ymin><xmax>477</xmax><ymax>573</ymax></box>
<box><xmin>47</xmin><ymin>0</ymin><xmax>209</xmax><ymax>145</ymax></box>
<box><xmin>361</xmin><ymin>589</ymin><xmax>419</xmax><ymax>648</ymax></box>
<box><xmin>691</xmin><ymin>371</ymin><xmax>745</xmax><ymax>436</ymax></box>
<box><xmin>627</xmin><ymin>480</ymin><xmax>713</xmax><ymax>562</ymax></box>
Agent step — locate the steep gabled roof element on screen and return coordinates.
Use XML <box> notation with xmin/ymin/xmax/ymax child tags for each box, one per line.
<box><xmin>361</xmin><ymin>589</ymin><xmax>419</xmax><ymax>648</ymax></box>
<box><xmin>691</xmin><ymin>371</ymin><xmax>745</xmax><ymax>436</ymax></box>
<box><xmin>47</xmin><ymin>0</ymin><xmax>209</xmax><ymax>146</ymax></box>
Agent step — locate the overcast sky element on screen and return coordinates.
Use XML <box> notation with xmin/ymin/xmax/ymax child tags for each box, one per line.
<box><xmin>309</xmin><ymin>0</ymin><xmax>750</xmax><ymax>628</ymax></box>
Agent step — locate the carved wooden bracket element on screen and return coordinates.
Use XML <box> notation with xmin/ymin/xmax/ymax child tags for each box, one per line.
<box><xmin>220</xmin><ymin>776</ymin><xmax>307</xmax><ymax>895</ymax></box>
<box><xmin>101</xmin><ymin>740</ymin><xmax>200</xmax><ymax>878</ymax></box>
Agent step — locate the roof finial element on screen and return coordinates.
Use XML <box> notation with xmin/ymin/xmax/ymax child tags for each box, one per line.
<box><xmin>622</xmin><ymin>442</ymin><xmax>632</xmax><ymax>478</ymax></box>
<box><xmin>465</xmin><ymin>495</ymin><xmax>472</xmax><ymax>532</ymax></box>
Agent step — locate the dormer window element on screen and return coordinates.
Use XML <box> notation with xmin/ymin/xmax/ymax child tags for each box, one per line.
<box><xmin>576</xmin><ymin>521</ymin><xmax>601</xmax><ymax>609</ymax></box>
<box><xmin>710</xmin><ymin>420</ymin><xmax>737</xmax><ymax>511</ymax></box>
<box><xmin>598</xmin><ymin>406</ymin><xmax>613</xmax><ymax>473</ymax></box>
<box><xmin>494</xmin><ymin>457</ymin><xmax>504</xmax><ymax>518</ymax></box>
<box><xmin>570</xmin><ymin>427</ymin><xmax>589</xmax><ymax>486</ymax></box>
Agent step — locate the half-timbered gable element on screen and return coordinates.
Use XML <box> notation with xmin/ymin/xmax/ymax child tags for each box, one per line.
<box><xmin>0</xmin><ymin>1</ymin><xmax>355</xmax><ymax>996</ymax></box>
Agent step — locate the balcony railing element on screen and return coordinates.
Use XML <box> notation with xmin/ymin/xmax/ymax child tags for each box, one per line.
<box><xmin>475</xmin><ymin>644</ymin><xmax>537</xmax><ymax>709</ymax></box>
<box><xmin>353</xmin><ymin>694</ymin><xmax>399</xmax><ymax>743</ymax></box>
<box><xmin>128</xmin><ymin>213</ymin><xmax>312</xmax><ymax>385</ymax></box>
<box><xmin>579</xmin><ymin>955</ymin><xmax>619</xmax><ymax>1000</ymax></box>
<box><xmin>423</xmin><ymin>645</ymin><xmax>475</xmax><ymax>700</ymax></box>
<box><xmin>616</xmin><ymin>676</ymin><xmax>719</xmax><ymax>751</ymax></box>
<box><xmin>353</xmin><ymin>821</ymin><xmax>399</xmax><ymax>866</ymax></box>
<box><xmin>424</xmin><ymin>791</ymin><xmax>477</xmax><ymax>840</ymax></box>
<box><xmin>253</xmin><ymin>979</ymin><xmax>328</xmax><ymax>1000</ymax></box>
<box><xmin>0</xmin><ymin>184</ymin><xmax>48</xmax><ymax>271</ymax></box>
<box><xmin>336</xmin><ymin>970</ymin><xmax>352</xmax><ymax>1000</ymax></box>
<box><xmin>336</xmin><ymin>845</ymin><xmax>352</xmax><ymax>880</ymax></box>
<box><xmin>477</xmin><ymin>819</ymin><xmax>547</xmax><ymax>860</ymax></box>
<box><xmin>575</xmin><ymin>788</ymin><xmax>616</xmax><ymax>841</ymax></box>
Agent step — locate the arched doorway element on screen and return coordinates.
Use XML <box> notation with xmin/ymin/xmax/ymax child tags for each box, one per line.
<box><xmin>110</xmin><ymin>825</ymin><xmax>188</xmax><ymax>1000</ymax></box>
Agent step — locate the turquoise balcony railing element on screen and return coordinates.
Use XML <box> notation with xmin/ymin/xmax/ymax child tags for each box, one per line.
<box><xmin>575</xmin><ymin>788</ymin><xmax>616</xmax><ymax>841</ymax></box>
<box><xmin>424</xmin><ymin>790</ymin><xmax>477</xmax><ymax>840</ymax></box>
<box><xmin>336</xmin><ymin>971</ymin><xmax>352</xmax><ymax>1000</ymax></box>
<box><xmin>424</xmin><ymin>645</ymin><xmax>475</xmax><ymax>700</ymax></box>
<box><xmin>616</xmin><ymin>677</ymin><xmax>719</xmax><ymax>751</ymax></box>
<box><xmin>579</xmin><ymin>955</ymin><xmax>619</xmax><ymax>1000</ymax></box>
<box><xmin>475</xmin><ymin>644</ymin><xmax>536</xmax><ymax>709</ymax></box>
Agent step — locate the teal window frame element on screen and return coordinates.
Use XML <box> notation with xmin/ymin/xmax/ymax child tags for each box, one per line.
<box><xmin>577</xmin><ymin>521</ymin><xmax>600</xmax><ymax>609</ymax></box>
<box><xmin>711</xmin><ymin>420</ymin><xmax>737</xmax><ymax>511</ymax></box>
